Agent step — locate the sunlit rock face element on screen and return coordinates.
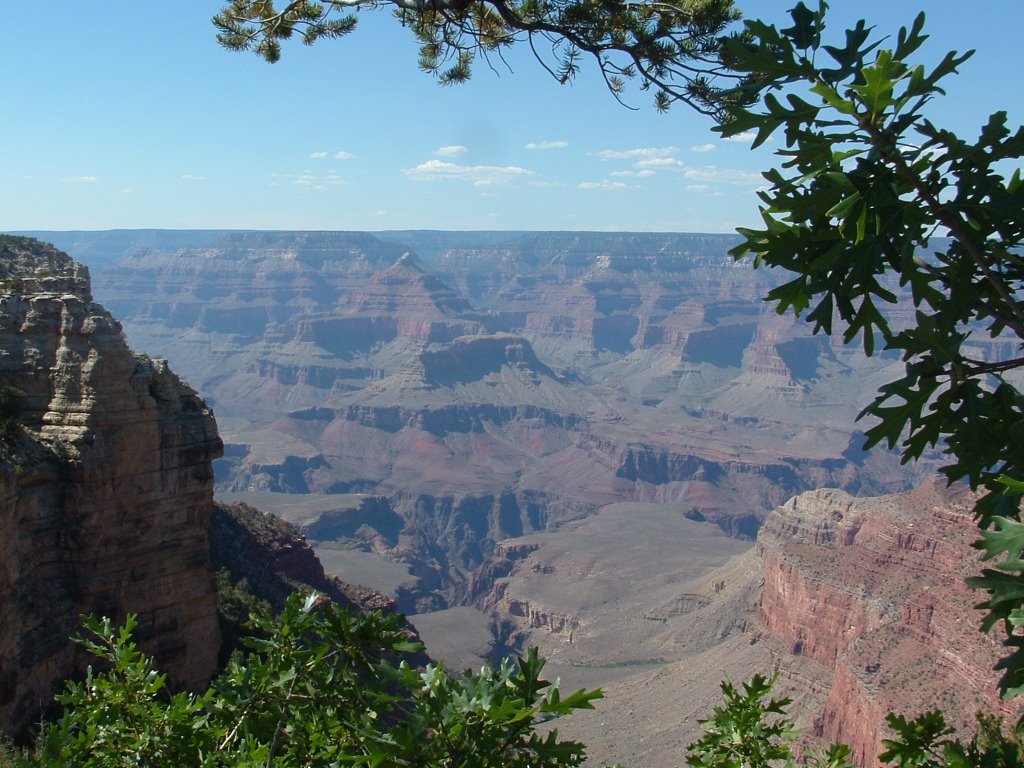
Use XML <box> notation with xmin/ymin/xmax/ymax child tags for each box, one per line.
<box><xmin>757</xmin><ymin>481</ymin><xmax>1015</xmax><ymax>766</ymax></box>
<box><xmin>513</xmin><ymin>481</ymin><xmax>1015</xmax><ymax>768</ymax></box>
<box><xmin>0</xmin><ymin>237</ymin><xmax>223</xmax><ymax>734</ymax></box>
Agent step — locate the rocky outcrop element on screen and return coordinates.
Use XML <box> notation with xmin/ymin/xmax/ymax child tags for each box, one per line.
<box><xmin>0</xmin><ymin>237</ymin><xmax>224</xmax><ymax>734</ymax></box>
<box><xmin>208</xmin><ymin>501</ymin><xmax>415</xmax><ymax>663</ymax></box>
<box><xmin>418</xmin><ymin>334</ymin><xmax>556</xmax><ymax>385</ymax></box>
<box><xmin>210</xmin><ymin>502</ymin><xmax>360</xmax><ymax>609</ymax></box>
<box><xmin>334</xmin><ymin>402</ymin><xmax>580</xmax><ymax>437</ymax></box>
<box><xmin>756</xmin><ymin>482</ymin><xmax>1016</xmax><ymax>765</ymax></box>
<box><xmin>494</xmin><ymin>482</ymin><xmax>1018</xmax><ymax>768</ymax></box>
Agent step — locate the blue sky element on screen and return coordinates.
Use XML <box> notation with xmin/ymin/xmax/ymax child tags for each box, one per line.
<box><xmin>1</xmin><ymin>2</ymin><xmax>1020</xmax><ymax>232</ymax></box>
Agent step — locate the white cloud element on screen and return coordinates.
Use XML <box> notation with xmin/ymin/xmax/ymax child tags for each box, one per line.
<box><xmin>686</xmin><ymin>184</ymin><xmax>711</xmax><ymax>192</ymax></box>
<box><xmin>404</xmin><ymin>159</ymin><xmax>533</xmax><ymax>186</ymax></box>
<box><xmin>311</xmin><ymin>150</ymin><xmax>354</xmax><ymax>160</ymax></box>
<box><xmin>292</xmin><ymin>171</ymin><xmax>347</xmax><ymax>189</ymax></box>
<box><xmin>609</xmin><ymin>169</ymin><xmax>655</xmax><ymax>178</ymax></box>
<box><xmin>577</xmin><ymin>181</ymin><xmax>630</xmax><ymax>190</ymax></box>
<box><xmin>635</xmin><ymin>157</ymin><xmax>686</xmax><ymax>170</ymax></box>
<box><xmin>271</xmin><ymin>170</ymin><xmax>346</xmax><ymax>186</ymax></box>
<box><xmin>61</xmin><ymin>175</ymin><xmax>97</xmax><ymax>183</ymax></box>
<box><xmin>684</xmin><ymin>166</ymin><xmax>763</xmax><ymax>185</ymax></box>
<box><xmin>723</xmin><ymin>130</ymin><xmax>757</xmax><ymax>143</ymax></box>
<box><xmin>181</xmin><ymin>174</ymin><xmax>206</xmax><ymax>181</ymax></box>
<box><xmin>526</xmin><ymin>140</ymin><xmax>569</xmax><ymax>150</ymax></box>
<box><xmin>691</xmin><ymin>143</ymin><xmax>716</xmax><ymax>153</ymax></box>
<box><xmin>435</xmin><ymin>145</ymin><xmax>468</xmax><ymax>157</ymax></box>
<box><xmin>594</xmin><ymin>146</ymin><xmax>679</xmax><ymax>160</ymax></box>
<box><xmin>120</xmin><ymin>187</ymin><xmax>133</xmax><ymax>194</ymax></box>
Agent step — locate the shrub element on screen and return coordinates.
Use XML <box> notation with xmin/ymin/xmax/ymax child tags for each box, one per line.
<box><xmin>31</xmin><ymin>591</ymin><xmax>602</xmax><ymax>767</ymax></box>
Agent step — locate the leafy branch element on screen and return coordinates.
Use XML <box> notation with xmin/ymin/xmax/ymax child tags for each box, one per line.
<box><xmin>35</xmin><ymin>592</ymin><xmax>601</xmax><ymax>767</ymax></box>
<box><xmin>715</xmin><ymin>1</ymin><xmax>1024</xmax><ymax>706</ymax></box>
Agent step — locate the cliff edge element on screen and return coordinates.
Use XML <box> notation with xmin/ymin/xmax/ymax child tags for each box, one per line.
<box><xmin>757</xmin><ymin>480</ymin><xmax>1017</xmax><ymax>765</ymax></box>
<box><xmin>0</xmin><ymin>236</ymin><xmax>224</xmax><ymax>733</ymax></box>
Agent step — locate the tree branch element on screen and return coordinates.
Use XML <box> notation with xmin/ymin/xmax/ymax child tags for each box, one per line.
<box><xmin>217</xmin><ymin>0</ymin><xmax>743</xmax><ymax>113</ymax></box>
<box><xmin>876</xmin><ymin>133</ymin><xmax>1024</xmax><ymax>341</ymax></box>
<box><xmin>960</xmin><ymin>355</ymin><xmax>1024</xmax><ymax>377</ymax></box>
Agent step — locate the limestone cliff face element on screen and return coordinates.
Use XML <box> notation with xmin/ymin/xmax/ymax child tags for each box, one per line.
<box><xmin>756</xmin><ymin>482</ymin><xmax>1016</xmax><ymax>766</ymax></box>
<box><xmin>0</xmin><ymin>237</ymin><xmax>223</xmax><ymax>734</ymax></box>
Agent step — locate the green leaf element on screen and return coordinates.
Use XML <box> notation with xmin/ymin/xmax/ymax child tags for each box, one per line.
<box><xmin>851</xmin><ymin>48</ymin><xmax>900</xmax><ymax>116</ymax></box>
<box><xmin>810</xmin><ymin>80</ymin><xmax>857</xmax><ymax>114</ymax></box>
<box><xmin>780</xmin><ymin>2</ymin><xmax>822</xmax><ymax>50</ymax></box>
<box><xmin>974</xmin><ymin>517</ymin><xmax>1024</xmax><ymax>563</ymax></box>
<box><xmin>997</xmin><ymin>474</ymin><xmax>1024</xmax><ymax>497</ymax></box>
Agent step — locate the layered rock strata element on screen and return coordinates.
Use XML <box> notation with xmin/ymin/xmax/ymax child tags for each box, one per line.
<box><xmin>76</xmin><ymin>230</ymin><xmax>948</xmax><ymax>631</ymax></box>
<box><xmin>757</xmin><ymin>481</ymin><xmax>1016</xmax><ymax>765</ymax></box>
<box><xmin>0</xmin><ymin>237</ymin><xmax>223</xmax><ymax>734</ymax></box>
<box><xmin>86</xmin><ymin>231</ymin><xmax>929</xmax><ymax>535</ymax></box>
<box><xmin>484</xmin><ymin>482</ymin><xmax>1017</xmax><ymax>768</ymax></box>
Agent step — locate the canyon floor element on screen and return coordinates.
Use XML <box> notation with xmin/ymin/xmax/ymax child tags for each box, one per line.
<box><xmin>221</xmin><ymin>488</ymin><xmax>804</xmax><ymax>766</ymax></box>
<box><xmin>22</xmin><ymin>229</ymin><xmax>1015</xmax><ymax>765</ymax></box>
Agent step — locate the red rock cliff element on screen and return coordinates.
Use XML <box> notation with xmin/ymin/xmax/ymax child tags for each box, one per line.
<box><xmin>757</xmin><ymin>481</ymin><xmax>1016</xmax><ymax>766</ymax></box>
<box><xmin>0</xmin><ymin>237</ymin><xmax>223</xmax><ymax>734</ymax></box>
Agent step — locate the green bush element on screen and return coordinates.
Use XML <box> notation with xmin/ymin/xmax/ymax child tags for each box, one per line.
<box><xmin>686</xmin><ymin>675</ymin><xmax>1021</xmax><ymax>768</ymax></box>
<box><xmin>686</xmin><ymin>674</ymin><xmax>855</xmax><ymax>768</ymax></box>
<box><xmin>21</xmin><ymin>591</ymin><xmax>601</xmax><ymax>767</ymax></box>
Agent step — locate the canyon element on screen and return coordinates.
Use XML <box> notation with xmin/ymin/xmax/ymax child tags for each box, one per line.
<box><xmin>9</xmin><ymin>229</ymin><xmax>1016</xmax><ymax>764</ymax></box>
<box><xmin>50</xmin><ymin>229</ymin><xmax>938</xmax><ymax>607</ymax></box>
